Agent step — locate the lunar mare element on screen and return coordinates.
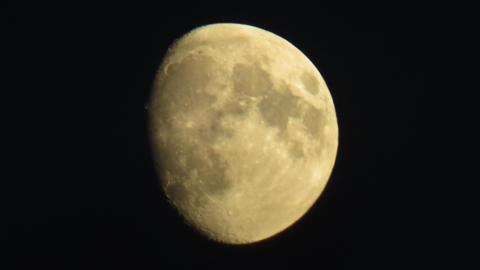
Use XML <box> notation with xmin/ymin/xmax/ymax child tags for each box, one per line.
<box><xmin>149</xmin><ymin>23</ymin><xmax>338</xmax><ymax>244</ymax></box>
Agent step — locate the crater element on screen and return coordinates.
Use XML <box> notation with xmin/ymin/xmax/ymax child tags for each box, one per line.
<box><xmin>301</xmin><ymin>72</ymin><xmax>320</xmax><ymax>95</ymax></box>
<box><xmin>165</xmin><ymin>183</ymin><xmax>188</xmax><ymax>204</ymax></box>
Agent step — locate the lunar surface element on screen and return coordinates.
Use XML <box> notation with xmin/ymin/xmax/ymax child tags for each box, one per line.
<box><xmin>149</xmin><ymin>23</ymin><xmax>338</xmax><ymax>244</ymax></box>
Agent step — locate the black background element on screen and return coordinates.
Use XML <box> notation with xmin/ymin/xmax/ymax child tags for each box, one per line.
<box><xmin>8</xmin><ymin>2</ymin><xmax>476</xmax><ymax>268</ymax></box>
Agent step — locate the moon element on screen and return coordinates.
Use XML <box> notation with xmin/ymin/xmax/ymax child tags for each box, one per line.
<box><xmin>149</xmin><ymin>23</ymin><xmax>338</xmax><ymax>244</ymax></box>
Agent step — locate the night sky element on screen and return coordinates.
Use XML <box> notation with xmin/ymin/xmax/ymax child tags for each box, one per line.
<box><xmin>9</xmin><ymin>3</ymin><xmax>475</xmax><ymax>268</ymax></box>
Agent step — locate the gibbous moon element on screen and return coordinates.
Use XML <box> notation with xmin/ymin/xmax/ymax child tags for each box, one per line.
<box><xmin>149</xmin><ymin>23</ymin><xmax>338</xmax><ymax>244</ymax></box>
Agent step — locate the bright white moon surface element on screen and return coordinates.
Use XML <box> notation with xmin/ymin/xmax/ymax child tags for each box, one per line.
<box><xmin>149</xmin><ymin>23</ymin><xmax>338</xmax><ymax>244</ymax></box>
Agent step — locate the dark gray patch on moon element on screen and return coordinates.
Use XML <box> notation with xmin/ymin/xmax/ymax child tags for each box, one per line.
<box><xmin>303</xmin><ymin>106</ymin><xmax>324</xmax><ymax>138</ymax></box>
<box><xmin>300</xmin><ymin>72</ymin><xmax>320</xmax><ymax>95</ymax></box>
<box><xmin>194</xmin><ymin>109</ymin><xmax>235</xmax><ymax>148</ymax></box>
<box><xmin>289</xmin><ymin>140</ymin><xmax>305</xmax><ymax>159</ymax></box>
<box><xmin>162</xmin><ymin>144</ymin><xmax>231</xmax><ymax>209</ymax></box>
<box><xmin>222</xmin><ymin>99</ymin><xmax>249</xmax><ymax>116</ymax></box>
<box><xmin>165</xmin><ymin>183</ymin><xmax>188</xmax><ymax>204</ymax></box>
<box><xmin>233</xmin><ymin>63</ymin><xmax>271</xmax><ymax>98</ymax></box>
<box><xmin>185</xmin><ymin>149</ymin><xmax>230</xmax><ymax>196</ymax></box>
<box><xmin>258</xmin><ymin>87</ymin><xmax>300</xmax><ymax>132</ymax></box>
<box><xmin>162</xmin><ymin>54</ymin><xmax>218</xmax><ymax>113</ymax></box>
<box><xmin>232</xmin><ymin>62</ymin><xmax>304</xmax><ymax>134</ymax></box>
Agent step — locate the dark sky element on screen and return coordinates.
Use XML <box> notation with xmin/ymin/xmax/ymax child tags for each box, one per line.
<box><xmin>9</xmin><ymin>3</ymin><xmax>475</xmax><ymax>268</ymax></box>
